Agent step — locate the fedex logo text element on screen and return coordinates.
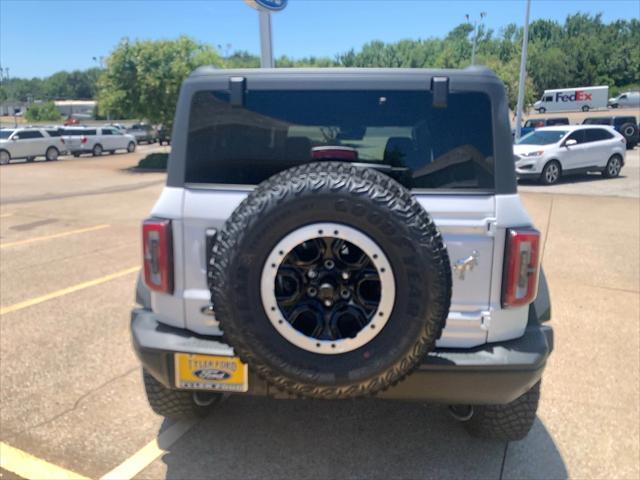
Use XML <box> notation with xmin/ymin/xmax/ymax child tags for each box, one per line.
<box><xmin>555</xmin><ymin>90</ymin><xmax>593</xmax><ymax>102</ymax></box>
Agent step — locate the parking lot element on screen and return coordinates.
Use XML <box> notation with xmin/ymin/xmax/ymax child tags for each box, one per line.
<box><xmin>1</xmin><ymin>147</ymin><xmax>638</xmax><ymax>479</ymax></box>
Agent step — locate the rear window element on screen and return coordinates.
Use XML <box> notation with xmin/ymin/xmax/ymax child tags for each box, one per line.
<box><xmin>186</xmin><ymin>90</ymin><xmax>495</xmax><ymax>190</ymax></box>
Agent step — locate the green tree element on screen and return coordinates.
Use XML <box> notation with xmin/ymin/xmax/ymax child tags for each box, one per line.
<box><xmin>97</xmin><ymin>36</ymin><xmax>223</xmax><ymax>124</ymax></box>
<box><xmin>24</xmin><ymin>102</ymin><xmax>61</xmax><ymax>122</ymax></box>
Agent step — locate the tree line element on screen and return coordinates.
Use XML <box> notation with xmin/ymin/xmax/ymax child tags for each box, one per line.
<box><xmin>1</xmin><ymin>13</ymin><xmax>637</xmax><ymax>125</ymax></box>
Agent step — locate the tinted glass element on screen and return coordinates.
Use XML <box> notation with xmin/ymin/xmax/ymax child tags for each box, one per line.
<box><xmin>62</xmin><ymin>129</ymin><xmax>96</xmax><ymax>136</ymax></box>
<box><xmin>582</xmin><ymin>118</ymin><xmax>610</xmax><ymax>125</ymax></box>
<box><xmin>102</xmin><ymin>129</ymin><xmax>113</xmax><ymax>135</ymax></box>
<box><xmin>544</xmin><ymin>96</ymin><xmax>552</xmax><ymax>101</ymax></box>
<box><xmin>547</xmin><ymin>118</ymin><xmax>569</xmax><ymax>125</ymax></box>
<box><xmin>19</xmin><ymin>130</ymin><xmax>44</xmax><ymax>139</ymax></box>
<box><xmin>45</xmin><ymin>129</ymin><xmax>61</xmax><ymax>137</ymax></box>
<box><xmin>0</xmin><ymin>130</ymin><xmax>13</xmax><ymax>139</ymax></box>
<box><xmin>613</xmin><ymin>117</ymin><xmax>636</xmax><ymax>126</ymax></box>
<box><xmin>566</xmin><ymin>130</ymin><xmax>586</xmax><ymax>144</ymax></box>
<box><xmin>186</xmin><ymin>90</ymin><xmax>495</xmax><ymax>190</ymax></box>
<box><xmin>585</xmin><ymin>128</ymin><xmax>613</xmax><ymax>142</ymax></box>
<box><xmin>517</xmin><ymin>130</ymin><xmax>567</xmax><ymax>145</ymax></box>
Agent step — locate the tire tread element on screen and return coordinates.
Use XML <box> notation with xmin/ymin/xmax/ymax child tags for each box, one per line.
<box><xmin>209</xmin><ymin>162</ymin><xmax>452</xmax><ymax>399</ymax></box>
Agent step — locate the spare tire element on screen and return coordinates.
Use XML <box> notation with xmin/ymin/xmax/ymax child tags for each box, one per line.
<box><xmin>209</xmin><ymin>162</ymin><xmax>452</xmax><ymax>399</ymax></box>
<box><xmin>620</xmin><ymin>123</ymin><xmax>638</xmax><ymax>146</ymax></box>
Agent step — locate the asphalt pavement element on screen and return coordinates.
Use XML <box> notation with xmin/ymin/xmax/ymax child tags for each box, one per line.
<box><xmin>0</xmin><ymin>145</ymin><xmax>638</xmax><ymax>479</ymax></box>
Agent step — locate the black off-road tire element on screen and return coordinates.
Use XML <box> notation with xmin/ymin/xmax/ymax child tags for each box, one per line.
<box><xmin>210</xmin><ymin>162</ymin><xmax>452</xmax><ymax>399</ymax></box>
<box><xmin>538</xmin><ymin>107</ymin><xmax>546</xmax><ymax>113</ymax></box>
<box><xmin>462</xmin><ymin>381</ymin><xmax>541</xmax><ymax>441</ymax></box>
<box><xmin>142</xmin><ymin>370</ymin><xmax>221</xmax><ymax>419</ymax></box>
<box><xmin>620</xmin><ymin>123</ymin><xmax>638</xmax><ymax>149</ymax></box>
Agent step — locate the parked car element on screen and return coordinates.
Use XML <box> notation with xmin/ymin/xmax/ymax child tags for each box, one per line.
<box><xmin>608</xmin><ymin>91</ymin><xmax>640</xmax><ymax>109</ymax></box>
<box><xmin>520</xmin><ymin>117</ymin><xmax>570</xmax><ymax>137</ymax></box>
<box><xmin>0</xmin><ymin>127</ymin><xmax>65</xmax><ymax>165</ymax></box>
<box><xmin>127</xmin><ymin>124</ymin><xmax>156</xmax><ymax>144</ymax></box>
<box><xmin>581</xmin><ymin>116</ymin><xmax>639</xmax><ymax>149</ymax></box>
<box><xmin>61</xmin><ymin>126</ymin><xmax>137</xmax><ymax>157</ymax></box>
<box><xmin>108</xmin><ymin>123</ymin><xmax>128</xmax><ymax>132</ymax></box>
<box><xmin>514</xmin><ymin>125</ymin><xmax>626</xmax><ymax>185</ymax></box>
<box><xmin>133</xmin><ymin>67</ymin><xmax>554</xmax><ymax>441</ymax></box>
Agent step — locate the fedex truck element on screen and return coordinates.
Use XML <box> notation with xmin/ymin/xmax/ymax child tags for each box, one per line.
<box><xmin>533</xmin><ymin>86</ymin><xmax>609</xmax><ymax>113</ymax></box>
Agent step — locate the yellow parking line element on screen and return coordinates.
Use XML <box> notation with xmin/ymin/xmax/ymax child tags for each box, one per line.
<box><xmin>100</xmin><ymin>420</ymin><xmax>196</xmax><ymax>480</ymax></box>
<box><xmin>0</xmin><ymin>266</ymin><xmax>140</xmax><ymax>316</ymax></box>
<box><xmin>0</xmin><ymin>213</ymin><xmax>14</xmax><ymax>218</ymax></box>
<box><xmin>0</xmin><ymin>224</ymin><xmax>110</xmax><ymax>249</ymax></box>
<box><xmin>0</xmin><ymin>441</ymin><xmax>90</xmax><ymax>480</ymax></box>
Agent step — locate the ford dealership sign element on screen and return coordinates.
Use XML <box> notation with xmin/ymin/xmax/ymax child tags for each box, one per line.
<box><xmin>245</xmin><ymin>0</ymin><xmax>288</xmax><ymax>12</ymax></box>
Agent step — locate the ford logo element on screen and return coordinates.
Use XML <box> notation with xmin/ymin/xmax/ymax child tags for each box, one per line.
<box><xmin>245</xmin><ymin>0</ymin><xmax>288</xmax><ymax>12</ymax></box>
<box><xmin>194</xmin><ymin>368</ymin><xmax>231</xmax><ymax>381</ymax></box>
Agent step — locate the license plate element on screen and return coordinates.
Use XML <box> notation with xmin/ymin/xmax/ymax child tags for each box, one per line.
<box><xmin>174</xmin><ymin>353</ymin><xmax>248</xmax><ymax>392</ymax></box>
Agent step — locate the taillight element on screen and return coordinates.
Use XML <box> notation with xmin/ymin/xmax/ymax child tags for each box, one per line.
<box><xmin>502</xmin><ymin>228</ymin><xmax>540</xmax><ymax>308</ymax></box>
<box><xmin>81</xmin><ymin>136</ymin><xmax>87</xmax><ymax>144</ymax></box>
<box><xmin>142</xmin><ymin>219</ymin><xmax>173</xmax><ymax>293</ymax></box>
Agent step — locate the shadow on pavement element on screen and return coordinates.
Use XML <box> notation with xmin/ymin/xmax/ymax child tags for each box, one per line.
<box><xmin>157</xmin><ymin>395</ymin><xmax>567</xmax><ymax>480</ymax></box>
<box><xmin>518</xmin><ymin>172</ymin><xmax>626</xmax><ymax>186</ymax></box>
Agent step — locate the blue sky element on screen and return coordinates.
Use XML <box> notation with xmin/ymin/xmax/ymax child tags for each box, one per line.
<box><xmin>1</xmin><ymin>0</ymin><xmax>637</xmax><ymax>78</ymax></box>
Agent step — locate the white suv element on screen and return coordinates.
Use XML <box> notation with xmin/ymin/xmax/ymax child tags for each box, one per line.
<box><xmin>61</xmin><ymin>126</ymin><xmax>137</xmax><ymax>157</ymax></box>
<box><xmin>514</xmin><ymin>125</ymin><xmax>627</xmax><ymax>185</ymax></box>
<box><xmin>0</xmin><ymin>127</ymin><xmax>65</xmax><ymax>165</ymax></box>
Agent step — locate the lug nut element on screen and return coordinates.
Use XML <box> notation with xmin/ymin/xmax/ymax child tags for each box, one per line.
<box><xmin>308</xmin><ymin>270</ymin><xmax>318</xmax><ymax>279</ymax></box>
<box><xmin>324</xmin><ymin>259</ymin><xmax>335</xmax><ymax>270</ymax></box>
<box><xmin>324</xmin><ymin>299</ymin><xmax>333</xmax><ymax>307</ymax></box>
<box><xmin>341</xmin><ymin>271</ymin><xmax>350</xmax><ymax>280</ymax></box>
<box><xmin>307</xmin><ymin>287</ymin><xmax>318</xmax><ymax>297</ymax></box>
<box><xmin>340</xmin><ymin>288</ymin><xmax>350</xmax><ymax>299</ymax></box>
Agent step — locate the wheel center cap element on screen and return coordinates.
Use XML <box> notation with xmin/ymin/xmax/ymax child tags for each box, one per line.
<box><xmin>318</xmin><ymin>283</ymin><xmax>335</xmax><ymax>303</ymax></box>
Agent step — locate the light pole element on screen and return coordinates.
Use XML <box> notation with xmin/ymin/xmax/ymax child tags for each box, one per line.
<box><xmin>244</xmin><ymin>0</ymin><xmax>288</xmax><ymax>68</ymax></box>
<box><xmin>514</xmin><ymin>0</ymin><xmax>532</xmax><ymax>141</ymax></box>
<box><xmin>466</xmin><ymin>12</ymin><xmax>487</xmax><ymax>65</ymax></box>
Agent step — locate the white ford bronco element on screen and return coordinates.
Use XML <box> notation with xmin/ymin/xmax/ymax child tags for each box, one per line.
<box><xmin>132</xmin><ymin>67</ymin><xmax>553</xmax><ymax>441</ymax></box>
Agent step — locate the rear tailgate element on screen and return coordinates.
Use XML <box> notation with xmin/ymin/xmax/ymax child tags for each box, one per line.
<box><xmin>180</xmin><ymin>188</ymin><xmax>496</xmax><ymax>348</ymax></box>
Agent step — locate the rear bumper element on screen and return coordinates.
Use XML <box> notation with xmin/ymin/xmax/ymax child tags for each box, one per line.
<box><xmin>132</xmin><ymin>309</ymin><xmax>553</xmax><ymax>405</ymax></box>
